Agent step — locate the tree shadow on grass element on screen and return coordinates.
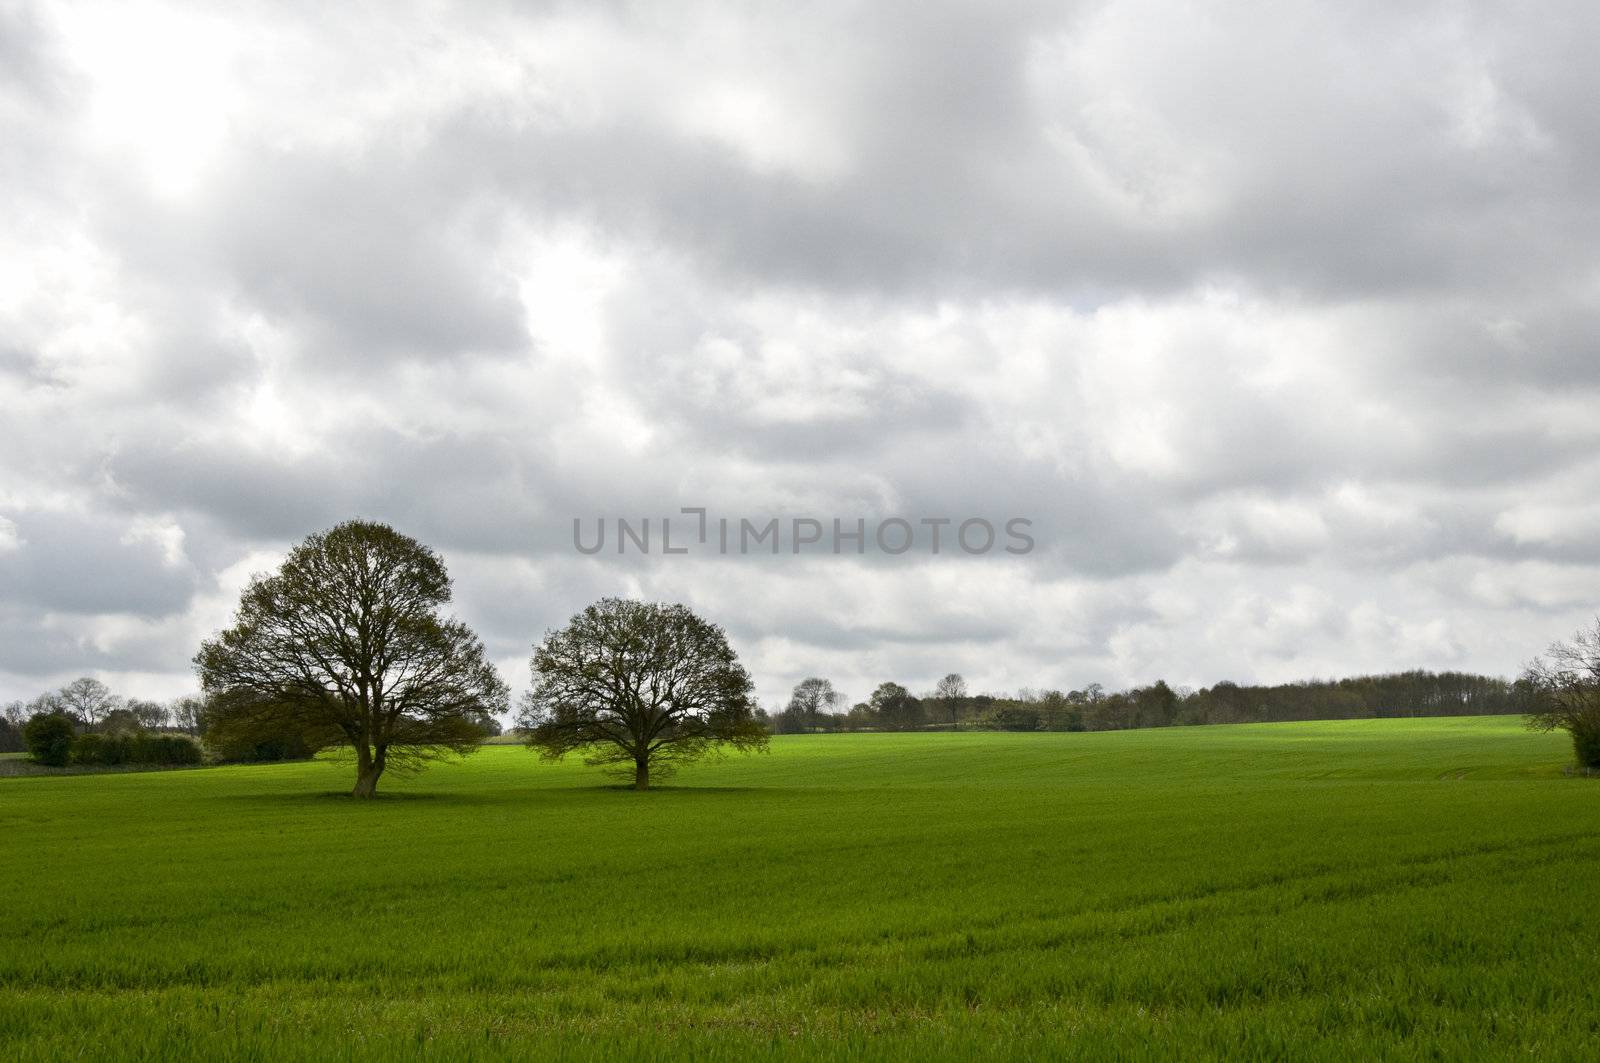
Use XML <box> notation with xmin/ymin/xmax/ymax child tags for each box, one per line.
<box><xmin>581</xmin><ymin>783</ymin><xmax>774</xmax><ymax>795</ymax></box>
<box><xmin>220</xmin><ymin>789</ymin><xmax>499</xmax><ymax>804</ymax></box>
<box><xmin>222</xmin><ymin>783</ymin><xmax>784</xmax><ymax>803</ymax></box>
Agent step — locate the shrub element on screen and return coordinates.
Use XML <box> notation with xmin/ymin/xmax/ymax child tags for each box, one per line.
<box><xmin>71</xmin><ymin>733</ymin><xmax>116</xmax><ymax>765</ymax></box>
<box><xmin>68</xmin><ymin>731</ymin><xmax>202</xmax><ymax>767</ymax></box>
<box><xmin>23</xmin><ymin>713</ymin><xmax>76</xmax><ymax>766</ymax></box>
<box><xmin>130</xmin><ymin>734</ymin><xmax>203</xmax><ymax>765</ymax></box>
<box><xmin>1570</xmin><ymin>719</ymin><xmax>1600</xmax><ymax>771</ymax></box>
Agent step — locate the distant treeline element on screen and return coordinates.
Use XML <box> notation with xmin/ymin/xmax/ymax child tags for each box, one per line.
<box><xmin>765</xmin><ymin>671</ymin><xmax>1531</xmax><ymax>734</ymax></box>
<box><xmin>1</xmin><ymin>669</ymin><xmax>1531</xmax><ymax>760</ymax></box>
<box><xmin>2</xmin><ymin>676</ymin><xmax>299</xmax><ymax>765</ymax></box>
<box><xmin>2</xmin><ymin>675</ymin><xmax>509</xmax><ymax>766</ymax></box>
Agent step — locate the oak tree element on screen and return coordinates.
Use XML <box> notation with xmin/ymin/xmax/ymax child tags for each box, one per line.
<box><xmin>519</xmin><ymin>598</ymin><xmax>766</xmax><ymax>789</ymax></box>
<box><xmin>195</xmin><ymin>520</ymin><xmax>508</xmax><ymax>797</ymax></box>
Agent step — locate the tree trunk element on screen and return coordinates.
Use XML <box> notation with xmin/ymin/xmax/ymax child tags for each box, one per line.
<box><xmin>352</xmin><ymin>744</ymin><xmax>384</xmax><ymax>798</ymax></box>
<box><xmin>634</xmin><ymin>756</ymin><xmax>650</xmax><ymax>791</ymax></box>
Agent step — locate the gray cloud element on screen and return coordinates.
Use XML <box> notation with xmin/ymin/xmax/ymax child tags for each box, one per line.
<box><xmin>3</xmin><ymin>0</ymin><xmax>1600</xmax><ymax>706</ymax></box>
<box><xmin>401</xmin><ymin>2</ymin><xmax>1600</xmax><ymax>305</ymax></box>
<box><xmin>0</xmin><ymin>510</ymin><xmax>197</xmax><ymax>617</ymax></box>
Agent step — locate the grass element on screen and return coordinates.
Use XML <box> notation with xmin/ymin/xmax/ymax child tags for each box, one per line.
<box><xmin>1</xmin><ymin>717</ymin><xmax>1597</xmax><ymax>1061</ymax></box>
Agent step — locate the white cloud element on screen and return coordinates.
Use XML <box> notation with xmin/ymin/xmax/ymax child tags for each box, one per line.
<box><xmin>3</xmin><ymin>0</ymin><xmax>1599</xmax><ymax>705</ymax></box>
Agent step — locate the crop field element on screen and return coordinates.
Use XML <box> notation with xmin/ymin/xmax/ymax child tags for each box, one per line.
<box><xmin>2</xmin><ymin>717</ymin><xmax>1597</xmax><ymax>1061</ymax></box>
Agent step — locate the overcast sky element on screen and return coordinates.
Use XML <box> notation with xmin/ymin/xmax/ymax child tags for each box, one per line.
<box><xmin>3</xmin><ymin>0</ymin><xmax>1599</xmax><ymax>711</ymax></box>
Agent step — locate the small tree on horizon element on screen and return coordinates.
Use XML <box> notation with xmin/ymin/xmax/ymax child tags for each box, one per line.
<box><xmin>127</xmin><ymin>698</ymin><xmax>170</xmax><ymax>731</ymax></box>
<box><xmin>170</xmin><ymin>695</ymin><xmax>205</xmax><ymax>735</ymax></box>
<box><xmin>195</xmin><ymin>519</ymin><xmax>508</xmax><ymax>797</ymax></box>
<box><xmin>933</xmin><ymin>673</ymin><xmax>967</xmax><ymax>729</ymax></box>
<box><xmin>519</xmin><ymin>598</ymin><xmax>767</xmax><ymax>789</ymax></box>
<box><xmin>1523</xmin><ymin>617</ymin><xmax>1600</xmax><ymax>770</ymax></box>
<box><xmin>56</xmin><ymin>677</ymin><xmax>118</xmax><ymax>729</ymax></box>
<box><xmin>871</xmin><ymin>681</ymin><xmax>924</xmax><ymax>731</ymax></box>
<box><xmin>780</xmin><ymin>676</ymin><xmax>840</xmax><ymax>733</ymax></box>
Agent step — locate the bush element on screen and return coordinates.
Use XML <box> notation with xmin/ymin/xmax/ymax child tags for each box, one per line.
<box><xmin>71</xmin><ymin>732</ymin><xmax>121</xmax><ymax>765</ymax></box>
<box><xmin>130</xmin><ymin>734</ymin><xmax>203</xmax><ymax>765</ymax></box>
<box><xmin>23</xmin><ymin>713</ymin><xmax>76</xmax><ymax>766</ymax></box>
<box><xmin>70</xmin><ymin>731</ymin><xmax>202</xmax><ymax>767</ymax></box>
<box><xmin>1571</xmin><ymin>719</ymin><xmax>1600</xmax><ymax>771</ymax></box>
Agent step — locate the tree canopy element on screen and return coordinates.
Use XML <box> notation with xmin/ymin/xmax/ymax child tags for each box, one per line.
<box><xmin>23</xmin><ymin>712</ymin><xmax>75</xmax><ymax>767</ymax></box>
<box><xmin>518</xmin><ymin>597</ymin><xmax>766</xmax><ymax>789</ymax></box>
<box><xmin>56</xmin><ymin>677</ymin><xmax>117</xmax><ymax>727</ymax></box>
<box><xmin>870</xmin><ymin>681</ymin><xmax>924</xmax><ymax>731</ymax></box>
<box><xmin>194</xmin><ymin>519</ymin><xmax>508</xmax><ymax>797</ymax></box>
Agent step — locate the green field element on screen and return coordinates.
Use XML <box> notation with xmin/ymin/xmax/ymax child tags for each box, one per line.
<box><xmin>2</xmin><ymin>717</ymin><xmax>1597</xmax><ymax>1061</ymax></box>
